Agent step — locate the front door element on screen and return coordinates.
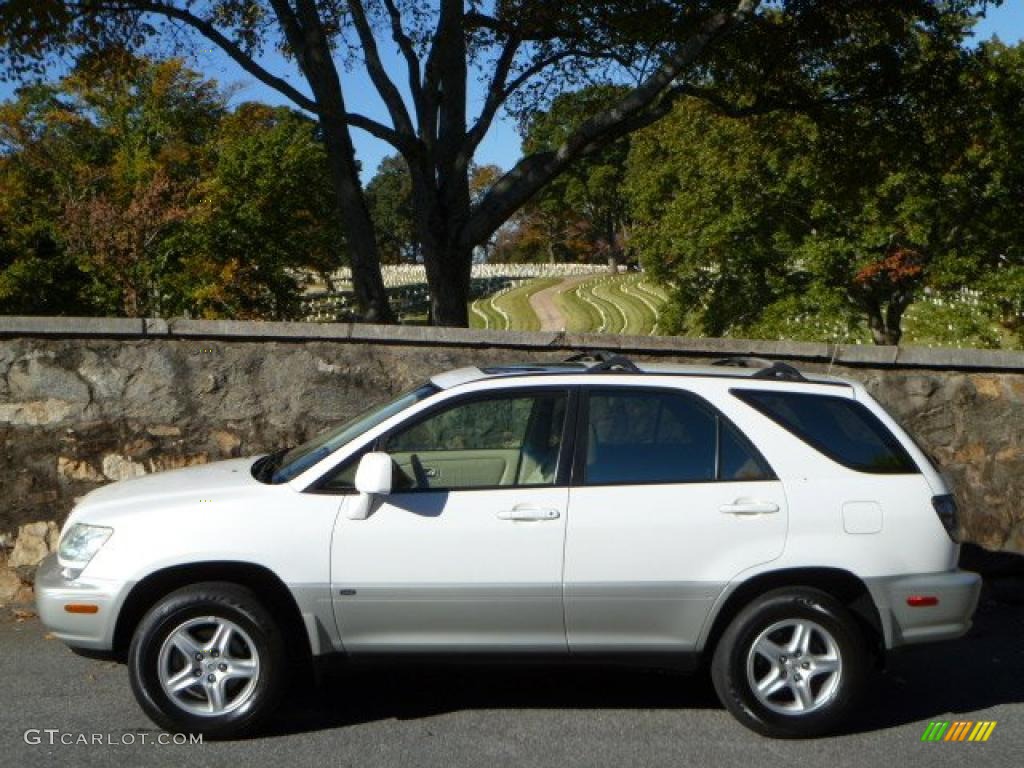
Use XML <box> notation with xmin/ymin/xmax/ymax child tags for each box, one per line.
<box><xmin>331</xmin><ymin>388</ymin><xmax>572</xmax><ymax>652</ymax></box>
<box><xmin>564</xmin><ymin>386</ymin><xmax>788</xmax><ymax>652</ymax></box>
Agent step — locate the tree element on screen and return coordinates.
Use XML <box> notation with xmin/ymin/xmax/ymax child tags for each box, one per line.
<box><xmin>941</xmin><ymin>40</ymin><xmax>1024</xmax><ymax>343</ymax></box>
<box><xmin>366</xmin><ymin>154</ymin><xmax>418</xmax><ymax>264</ymax></box>
<box><xmin>1</xmin><ymin>55</ymin><xmax>224</xmax><ymax>316</ymax></box>
<box><xmin>524</xmin><ymin>86</ymin><xmax>633</xmax><ymax>271</ymax></box>
<box><xmin>627</xmin><ymin>98</ymin><xmax>822</xmax><ymax>338</ymax></box>
<box><xmin>3</xmin><ymin>1</ymin><xmax>985</xmax><ymax>326</ymax></box>
<box><xmin>177</xmin><ymin>103</ymin><xmax>347</xmax><ymax>319</ymax></box>
<box><xmin>63</xmin><ymin>167</ymin><xmax>189</xmax><ymax>315</ymax></box>
<box><xmin>628</xmin><ymin>20</ymin><xmax>1022</xmax><ymax>345</ymax></box>
<box><xmin>1</xmin><ymin>55</ymin><xmax>349</xmax><ymax>319</ymax></box>
<box><xmin>366</xmin><ymin>155</ymin><xmax>501</xmax><ymax>265</ymax></box>
<box><xmin>0</xmin><ymin>84</ymin><xmax>95</xmax><ymax>314</ymax></box>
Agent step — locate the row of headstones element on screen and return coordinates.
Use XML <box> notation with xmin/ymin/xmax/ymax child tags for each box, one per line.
<box><xmin>301</xmin><ymin>276</ymin><xmax>524</xmax><ymax>322</ymax></box>
<box><xmin>293</xmin><ymin>262</ymin><xmax>610</xmax><ymax>290</ymax></box>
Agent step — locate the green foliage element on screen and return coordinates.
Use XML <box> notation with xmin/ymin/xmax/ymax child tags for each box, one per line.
<box><xmin>175</xmin><ymin>103</ymin><xmax>343</xmax><ymax>319</ymax></box>
<box><xmin>365</xmin><ymin>154</ymin><xmax>417</xmax><ymax>265</ymax></box>
<box><xmin>520</xmin><ymin>86</ymin><xmax>634</xmax><ymax>266</ymax></box>
<box><xmin>627</xmin><ymin>26</ymin><xmax>1024</xmax><ymax>346</ymax></box>
<box><xmin>1</xmin><ymin>56</ymin><xmax>219</xmax><ymax>316</ymax></box>
<box><xmin>1</xmin><ymin>0</ymin><xmax>1004</xmax><ymax>327</ymax></box>
<box><xmin>0</xmin><ymin>55</ymin><xmax>344</xmax><ymax>319</ymax></box>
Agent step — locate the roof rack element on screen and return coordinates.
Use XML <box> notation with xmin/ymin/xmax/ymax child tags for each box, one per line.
<box><xmin>712</xmin><ymin>356</ymin><xmax>807</xmax><ymax>382</ymax></box>
<box><xmin>564</xmin><ymin>350</ymin><xmax>615</xmax><ymax>363</ymax></box>
<box><xmin>564</xmin><ymin>351</ymin><xmax>642</xmax><ymax>374</ymax></box>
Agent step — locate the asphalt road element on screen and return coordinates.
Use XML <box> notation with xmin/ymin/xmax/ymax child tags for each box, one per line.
<box><xmin>3</xmin><ymin>594</ymin><xmax>1023</xmax><ymax>768</ymax></box>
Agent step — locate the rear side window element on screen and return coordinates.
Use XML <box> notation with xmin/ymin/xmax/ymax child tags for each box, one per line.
<box><xmin>582</xmin><ymin>389</ymin><xmax>774</xmax><ymax>485</ymax></box>
<box><xmin>733</xmin><ymin>390</ymin><xmax>918</xmax><ymax>474</ymax></box>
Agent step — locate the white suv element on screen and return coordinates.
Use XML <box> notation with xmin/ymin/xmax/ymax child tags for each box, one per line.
<box><xmin>36</xmin><ymin>354</ymin><xmax>981</xmax><ymax>738</ymax></box>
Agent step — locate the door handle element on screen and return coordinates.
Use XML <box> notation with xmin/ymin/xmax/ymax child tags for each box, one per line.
<box><xmin>720</xmin><ymin>500</ymin><xmax>780</xmax><ymax>516</ymax></box>
<box><xmin>497</xmin><ymin>506</ymin><xmax>561</xmax><ymax>521</ymax></box>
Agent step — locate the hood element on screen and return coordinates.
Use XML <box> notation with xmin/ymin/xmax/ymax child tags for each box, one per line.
<box><xmin>68</xmin><ymin>457</ymin><xmax>263</xmax><ymax>523</ymax></box>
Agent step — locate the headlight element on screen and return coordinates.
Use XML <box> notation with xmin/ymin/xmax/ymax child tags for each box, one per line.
<box><xmin>57</xmin><ymin>524</ymin><xmax>113</xmax><ymax>570</ymax></box>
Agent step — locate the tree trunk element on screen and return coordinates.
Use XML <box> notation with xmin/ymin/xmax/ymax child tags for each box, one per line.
<box><xmin>605</xmin><ymin>218</ymin><xmax>621</xmax><ymax>274</ymax></box>
<box><xmin>422</xmin><ymin>241</ymin><xmax>472</xmax><ymax>326</ymax></box>
<box><xmin>321</xmin><ymin>117</ymin><xmax>394</xmax><ymax>323</ymax></box>
<box><xmin>864</xmin><ymin>300</ymin><xmax>904</xmax><ymax>345</ymax></box>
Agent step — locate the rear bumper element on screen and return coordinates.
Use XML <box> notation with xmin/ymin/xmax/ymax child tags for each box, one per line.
<box><xmin>867</xmin><ymin>569</ymin><xmax>982</xmax><ymax>649</ymax></box>
<box><xmin>34</xmin><ymin>554</ymin><xmax>133</xmax><ymax>652</ymax></box>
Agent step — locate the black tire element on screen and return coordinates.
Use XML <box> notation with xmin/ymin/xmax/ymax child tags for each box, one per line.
<box><xmin>711</xmin><ymin>587</ymin><xmax>867</xmax><ymax>738</ymax></box>
<box><xmin>128</xmin><ymin>582</ymin><xmax>286</xmax><ymax>739</ymax></box>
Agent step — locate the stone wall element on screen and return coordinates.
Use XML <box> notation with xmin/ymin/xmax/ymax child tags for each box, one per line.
<box><xmin>1</xmin><ymin>316</ymin><xmax>1023</xmax><ymax>604</ymax></box>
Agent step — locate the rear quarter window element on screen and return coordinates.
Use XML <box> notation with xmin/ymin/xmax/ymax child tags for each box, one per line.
<box><xmin>732</xmin><ymin>389</ymin><xmax>918</xmax><ymax>474</ymax></box>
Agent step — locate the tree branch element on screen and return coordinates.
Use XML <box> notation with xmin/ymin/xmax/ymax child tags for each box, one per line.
<box><xmin>347</xmin><ymin>0</ymin><xmax>416</xmax><ymax>137</ymax></box>
<box><xmin>463</xmin><ymin>10</ymin><xmax>560</xmax><ymax>41</ymax></box>
<box><xmin>381</xmin><ymin>0</ymin><xmax>424</xmax><ymax>121</ymax></box>
<box><xmin>463</xmin><ymin>45</ymin><xmax>631</xmax><ymax>158</ymax></box>
<box><xmin>462</xmin><ymin>36</ymin><xmax>521</xmax><ymax>156</ymax></box>
<box><xmin>82</xmin><ymin>1</ymin><xmax>411</xmax><ymax>151</ymax></box>
<box><xmin>682</xmin><ymin>84</ymin><xmax>857</xmax><ymax>118</ymax></box>
<box><xmin>76</xmin><ymin>0</ymin><xmax>320</xmax><ymax>113</ymax></box>
<box><xmin>460</xmin><ymin>0</ymin><xmax>763</xmax><ymax>248</ymax></box>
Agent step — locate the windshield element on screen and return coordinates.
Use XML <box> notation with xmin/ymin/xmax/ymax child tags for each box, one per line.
<box><xmin>254</xmin><ymin>383</ymin><xmax>438</xmax><ymax>485</ymax></box>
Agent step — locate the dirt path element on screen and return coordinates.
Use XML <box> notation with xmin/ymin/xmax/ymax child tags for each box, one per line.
<box><xmin>529</xmin><ymin>274</ymin><xmax>598</xmax><ymax>332</ymax></box>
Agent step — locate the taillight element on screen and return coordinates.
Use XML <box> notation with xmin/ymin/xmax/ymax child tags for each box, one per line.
<box><xmin>932</xmin><ymin>494</ymin><xmax>960</xmax><ymax>542</ymax></box>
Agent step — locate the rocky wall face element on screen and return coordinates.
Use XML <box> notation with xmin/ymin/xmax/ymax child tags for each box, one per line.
<box><xmin>1</xmin><ymin>333</ymin><xmax>1023</xmax><ymax>605</ymax></box>
<box><xmin>858</xmin><ymin>372</ymin><xmax>1024</xmax><ymax>551</ymax></box>
<box><xmin>0</xmin><ymin>338</ymin><xmax>544</xmax><ymax>545</ymax></box>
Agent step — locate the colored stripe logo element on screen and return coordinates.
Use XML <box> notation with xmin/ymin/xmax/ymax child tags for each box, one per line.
<box><xmin>921</xmin><ymin>721</ymin><xmax>996</xmax><ymax>742</ymax></box>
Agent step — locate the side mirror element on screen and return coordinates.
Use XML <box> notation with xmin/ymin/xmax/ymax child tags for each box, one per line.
<box><xmin>355</xmin><ymin>452</ymin><xmax>393</xmax><ymax>495</ymax></box>
<box><xmin>347</xmin><ymin>452</ymin><xmax>393</xmax><ymax>520</ymax></box>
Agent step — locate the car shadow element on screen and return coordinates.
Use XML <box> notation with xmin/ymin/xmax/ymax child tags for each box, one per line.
<box><xmin>270</xmin><ymin>659</ymin><xmax>720</xmax><ymax>736</ymax></box>
<box><xmin>843</xmin><ymin>544</ymin><xmax>1024</xmax><ymax>734</ymax></box>
<box><xmin>267</xmin><ymin>545</ymin><xmax>1024</xmax><ymax>738</ymax></box>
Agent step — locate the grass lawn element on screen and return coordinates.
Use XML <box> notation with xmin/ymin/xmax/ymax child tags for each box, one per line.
<box><xmin>554</xmin><ymin>274</ymin><xmax>667</xmax><ymax>334</ymax></box>
<box><xmin>469</xmin><ymin>277</ymin><xmax>560</xmax><ymax>331</ymax></box>
<box><xmin>471</xmin><ymin>274</ymin><xmax>669</xmax><ymax>334</ymax></box>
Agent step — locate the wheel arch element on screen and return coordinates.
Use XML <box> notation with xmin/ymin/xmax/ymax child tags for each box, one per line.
<box><xmin>113</xmin><ymin>561</ymin><xmax>312</xmax><ymax>664</ymax></box>
<box><xmin>700</xmin><ymin>567</ymin><xmax>885</xmax><ymax>663</ymax></box>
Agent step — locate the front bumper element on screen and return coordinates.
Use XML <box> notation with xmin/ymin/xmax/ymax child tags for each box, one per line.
<box><xmin>34</xmin><ymin>554</ymin><xmax>134</xmax><ymax>651</ymax></box>
<box><xmin>868</xmin><ymin>569</ymin><xmax>982</xmax><ymax>649</ymax></box>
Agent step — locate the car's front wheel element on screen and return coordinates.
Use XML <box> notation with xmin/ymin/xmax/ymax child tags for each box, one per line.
<box><xmin>711</xmin><ymin>587</ymin><xmax>867</xmax><ymax>738</ymax></box>
<box><xmin>128</xmin><ymin>582</ymin><xmax>286</xmax><ymax>738</ymax></box>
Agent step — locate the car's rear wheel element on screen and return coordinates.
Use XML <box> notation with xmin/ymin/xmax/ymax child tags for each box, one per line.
<box><xmin>128</xmin><ymin>582</ymin><xmax>285</xmax><ymax>739</ymax></box>
<box><xmin>711</xmin><ymin>587</ymin><xmax>867</xmax><ymax>738</ymax></box>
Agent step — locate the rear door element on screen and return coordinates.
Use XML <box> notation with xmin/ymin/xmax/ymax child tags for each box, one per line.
<box><xmin>564</xmin><ymin>386</ymin><xmax>788</xmax><ymax>652</ymax></box>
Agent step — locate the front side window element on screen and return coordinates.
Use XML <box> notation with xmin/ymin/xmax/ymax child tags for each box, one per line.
<box><xmin>732</xmin><ymin>389</ymin><xmax>918</xmax><ymax>474</ymax></box>
<box><xmin>379</xmin><ymin>391</ymin><xmax>568</xmax><ymax>491</ymax></box>
<box><xmin>582</xmin><ymin>389</ymin><xmax>774</xmax><ymax>485</ymax></box>
<box><xmin>256</xmin><ymin>383</ymin><xmax>438</xmax><ymax>485</ymax></box>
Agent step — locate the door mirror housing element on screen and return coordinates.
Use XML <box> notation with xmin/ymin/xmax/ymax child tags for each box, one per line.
<box><xmin>348</xmin><ymin>452</ymin><xmax>393</xmax><ymax>520</ymax></box>
<box><xmin>355</xmin><ymin>452</ymin><xmax>394</xmax><ymax>495</ymax></box>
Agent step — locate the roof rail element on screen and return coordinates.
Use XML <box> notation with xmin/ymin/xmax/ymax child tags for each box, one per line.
<box><xmin>589</xmin><ymin>355</ymin><xmax>642</xmax><ymax>374</ymax></box>
<box><xmin>564</xmin><ymin>350</ymin><xmax>642</xmax><ymax>374</ymax></box>
<box><xmin>564</xmin><ymin>350</ymin><xmax>616</xmax><ymax>363</ymax></box>
<box><xmin>713</xmin><ymin>356</ymin><xmax>807</xmax><ymax>382</ymax></box>
<box><xmin>713</xmin><ymin>356</ymin><xmax>775</xmax><ymax>369</ymax></box>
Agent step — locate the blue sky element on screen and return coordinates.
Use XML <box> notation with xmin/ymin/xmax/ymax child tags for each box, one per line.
<box><xmin>3</xmin><ymin>2</ymin><xmax>1022</xmax><ymax>180</ymax></box>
